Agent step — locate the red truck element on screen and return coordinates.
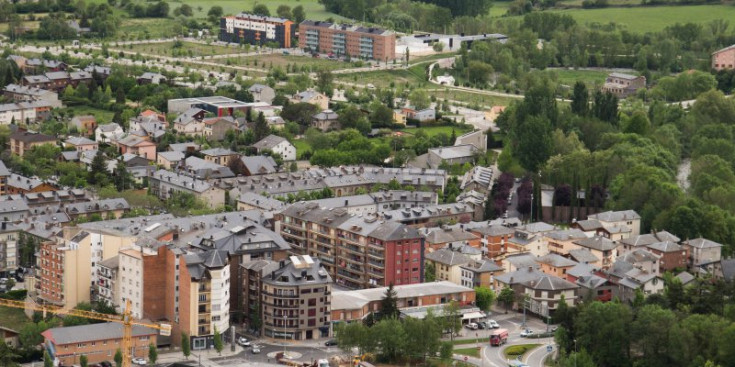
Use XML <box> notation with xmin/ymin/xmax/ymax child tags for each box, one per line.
<box><xmin>489</xmin><ymin>328</ymin><xmax>509</xmax><ymax>346</ymax></box>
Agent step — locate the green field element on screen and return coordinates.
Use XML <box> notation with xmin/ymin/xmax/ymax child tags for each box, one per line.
<box><xmin>112</xmin><ymin>41</ymin><xmax>240</xmax><ymax>57</ymax></box>
<box><xmin>66</xmin><ymin>106</ymin><xmax>116</xmax><ymax>122</ymax></box>
<box><xmin>155</xmin><ymin>0</ymin><xmax>342</xmax><ymax>21</ymax></box>
<box><xmin>430</xmin><ymin>89</ymin><xmax>520</xmax><ymax>108</ymax></box>
<box><xmin>214</xmin><ymin>53</ymin><xmax>365</xmax><ymax>71</ymax></box>
<box><xmin>549</xmin><ymin>5</ymin><xmax>735</xmax><ymax>33</ymax></box>
<box><xmin>0</xmin><ymin>306</ymin><xmax>32</xmax><ymax>332</ymax></box>
<box><xmin>336</xmin><ymin>69</ymin><xmax>429</xmax><ymax>89</ymax></box>
<box><xmin>400</xmin><ymin>125</ymin><xmax>473</xmax><ymax>137</ymax></box>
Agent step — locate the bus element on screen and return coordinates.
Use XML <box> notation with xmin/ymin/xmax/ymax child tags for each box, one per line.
<box><xmin>490</xmin><ymin>328</ymin><xmax>509</xmax><ymax>346</ymax></box>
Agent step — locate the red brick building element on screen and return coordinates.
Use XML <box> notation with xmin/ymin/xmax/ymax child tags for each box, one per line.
<box><xmin>646</xmin><ymin>241</ymin><xmax>688</xmax><ymax>273</ymax></box>
<box><xmin>470</xmin><ymin>225</ymin><xmax>515</xmax><ymax>258</ymax></box>
<box><xmin>299</xmin><ymin>20</ymin><xmax>396</xmax><ymax>61</ymax></box>
<box><xmin>42</xmin><ymin>323</ymin><xmax>157</xmax><ymax>366</ymax></box>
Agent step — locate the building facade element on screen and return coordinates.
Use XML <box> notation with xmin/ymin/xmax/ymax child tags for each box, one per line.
<box><xmin>220</xmin><ymin>13</ymin><xmax>295</xmax><ymax>48</ymax></box>
<box><xmin>712</xmin><ymin>45</ymin><xmax>735</xmax><ymax>71</ymax></box>
<box><xmin>299</xmin><ymin>21</ymin><xmax>396</xmax><ymax>60</ymax></box>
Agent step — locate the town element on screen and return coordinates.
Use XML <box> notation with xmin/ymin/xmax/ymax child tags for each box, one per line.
<box><xmin>0</xmin><ymin>1</ymin><xmax>734</xmax><ymax>367</ymax></box>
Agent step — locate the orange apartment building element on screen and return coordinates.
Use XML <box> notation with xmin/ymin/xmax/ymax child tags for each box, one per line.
<box><xmin>42</xmin><ymin>323</ymin><xmax>157</xmax><ymax>366</ymax></box>
<box><xmin>9</xmin><ymin>130</ymin><xmax>56</xmax><ymax>157</ymax></box>
<box><xmin>299</xmin><ymin>20</ymin><xmax>396</xmax><ymax>60</ymax></box>
<box><xmin>38</xmin><ymin>241</ymin><xmax>65</xmax><ymax>305</ymax></box>
<box><xmin>469</xmin><ymin>225</ymin><xmax>515</xmax><ymax>258</ymax></box>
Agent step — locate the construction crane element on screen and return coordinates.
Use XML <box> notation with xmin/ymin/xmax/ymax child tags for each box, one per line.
<box><xmin>0</xmin><ymin>298</ymin><xmax>171</xmax><ymax>367</ymax></box>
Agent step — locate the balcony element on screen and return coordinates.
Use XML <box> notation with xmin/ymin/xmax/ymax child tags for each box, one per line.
<box><xmin>263</xmin><ymin>300</ymin><xmax>299</xmax><ymax>309</ymax></box>
<box><xmin>368</xmin><ymin>268</ymin><xmax>384</xmax><ymax>277</ymax></box>
<box><xmin>338</xmin><ymin>269</ymin><xmax>363</xmax><ymax>282</ymax></box>
<box><xmin>321</xmin><ymin>256</ymin><xmax>335</xmax><ymax>264</ymax></box>
<box><xmin>368</xmin><ymin>260</ymin><xmax>384</xmax><ymax>268</ymax></box>
<box><xmin>340</xmin><ymin>244</ymin><xmax>364</xmax><ymax>256</ymax></box>
<box><xmin>262</xmin><ymin>290</ymin><xmax>298</xmax><ymax>299</ymax></box>
<box><xmin>342</xmin><ymin>255</ymin><xmax>364</xmax><ymax>265</ymax></box>
<box><xmin>367</xmin><ymin>250</ymin><xmax>383</xmax><ymax>260</ymax></box>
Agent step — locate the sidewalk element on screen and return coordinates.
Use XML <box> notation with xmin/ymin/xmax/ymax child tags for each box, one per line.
<box><xmin>155</xmin><ymin>343</ymin><xmax>244</xmax><ymax>366</ymax></box>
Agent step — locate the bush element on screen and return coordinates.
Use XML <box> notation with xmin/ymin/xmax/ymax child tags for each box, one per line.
<box><xmin>0</xmin><ymin>289</ymin><xmax>28</xmax><ymax>300</ymax></box>
<box><xmin>505</xmin><ymin>345</ymin><xmax>531</xmax><ymax>356</ymax></box>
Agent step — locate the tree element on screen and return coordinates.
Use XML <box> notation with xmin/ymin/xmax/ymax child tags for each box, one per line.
<box><xmin>113</xmin><ymin>160</ymin><xmax>132</xmax><ymax>192</ymax></box>
<box><xmin>174</xmin><ymin>4</ymin><xmax>193</xmax><ymax>16</ymax></box>
<box><xmin>475</xmin><ymin>287</ymin><xmax>495</xmax><ymax>311</ymax></box>
<box><xmin>253</xmin><ymin>112</ymin><xmax>270</xmax><ymax>142</ymax></box>
<box><xmin>44</xmin><ymin>351</ymin><xmax>53</xmax><ymax>367</ymax></box>
<box><xmin>0</xmin><ymin>341</ymin><xmax>20</xmax><ymax>367</ymax></box>
<box><xmin>369</xmin><ymin>102</ymin><xmax>394</xmax><ymax>128</ymax></box>
<box><xmin>276</xmin><ymin>5</ymin><xmax>292</xmax><ymax>19</ymax></box>
<box><xmin>316</xmin><ymin>69</ymin><xmax>334</xmax><ymax>97</ymax></box>
<box><xmin>424</xmin><ymin>262</ymin><xmax>436</xmax><ymax>282</ymax></box>
<box><xmin>498</xmin><ymin>286</ymin><xmax>515</xmax><ymax>313</ymax></box>
<box><xmin>114</xmin><ymin>349</ymin><xmax>123</xmax><ymax>367</ymax></box>
<box><xmin>373</xmin><ymin>318</ymin><xmax>406</xmax><ymax>361</ymax></box>
<box><xmin>213</xmin><ymin>326</ymin><xmax>223</xmax><ymax>355</ymax></box>
<box><xmin>292</xmin><ymin>5</ymin><xmax>306</xmax><ymax>23</ymax></box>
<box><xmin>207</xmin><ymin>5</ymin><xmax>223</xmax><ymax>23</ymax></box>
<box><xmin>381</xmin><ymin>283</ymin><xmax>399</xmax><ymax>319</ymax></box>
<box><xmin>80</xmin><ymin>355</ymin><xmax>88</xmax><ymax>367</ymax></box>
<box><xmin>250</xmin><ymin>303</ymin><xmax>262</xmax><ymax>333</ymax></box>
<box><xmin>409</xmin><ymin>89</ymin><xmax>431</xmax><ymax>110</ymax></box>
<box><xmin>253</xmin><ymin>4</ymin><xmax>270</xmax><ymax>16</ymax></box>
<box><xmin>89</xmin><ymin>150</ymin><xmax>108</xmax><ymax>186</ymax></box>
<box><xmin>571</xmin><ymin>81</ymin><xmax>589</xmax><ymax>116</ymax></box>
<box><xmin>181</xmin><ymin>332</ymin><xmax>191</xmax><ymax>359</ymax></box>
<box><xmin>515</xmin><ymin>115</ymin><xmax>553</xmax><ymax>171</ymax></box>
<box><xmin>148</xmin><ymin>344</ymin><xmax>158</xmax><ymax>365</ymax></box>
<box><xmin>575</xmin><ymin>301</ymin><xmax>632</xmax><ymax>367</ymax></box>
<box><xmin>443</xmin><ymin>300</ymin><xmax>462</xmax><ymax>340</ymax></box>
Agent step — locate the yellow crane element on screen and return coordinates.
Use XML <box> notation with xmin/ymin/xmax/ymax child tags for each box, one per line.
<box><xmin>0</xmin><ymin>298</ymin><xmax>171</xmax><ymax>367</ymax></box>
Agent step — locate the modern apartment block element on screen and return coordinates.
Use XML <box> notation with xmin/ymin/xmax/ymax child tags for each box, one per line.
<box><xmin>260</xmin><ymin>255</ymin><xmax>332</xmax><ymax>340</ymax></box>
<box><xmin>220</xmin><ymin>13</ymin><xmax>295</xmax><ymax>48</ymax></box>
<box><xmin>275</xmin><ymin>202</ymin><xmax>425</xmax><ymax>289</ymax></box>
<box><xmin>299</xmin><ymin>20</ymin><xmax>396</xmax><ymax>60</ymax></box>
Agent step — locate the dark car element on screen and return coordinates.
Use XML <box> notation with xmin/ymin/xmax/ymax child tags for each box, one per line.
<box><xmin>478</xmin><ymin>321</ymin><xmax>488</xmax><ymax>329</ymax></box>
<box><xmin>100</xmin><ymin>362</ymin><xmax>113</xmax><ymax>367</ymax></box>
<box><xmin>325</xmin><ymin>339</ymin><xmax>338</xmax><ymax>346</ymax></box>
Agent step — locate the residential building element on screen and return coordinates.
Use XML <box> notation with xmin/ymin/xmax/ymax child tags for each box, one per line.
<box><xmin>156</xmin><ymin>151</ymin><xmax>185</xmax><ymax>170</ymax></box>
<box><xmin>95</xmin><ymin>123</ymin><xmax>124</xmax><ymax>144</ymax></box>
<box><xmin>588</xmin><ymin>210</ymin><xmax>641</xmax><ymax>236</ymax></box>
<box><xmin>220</xmin><ymin>13</ymin><xmax>295</xmax><ymax>48</ymax></box>
<box><xmin>469</xmin><ymin>224</ymin><xmax>515</xmax><ymax>258</ymax></box>
<box><xmin>6</xmin><ymin>174</ymin><xmax>56</xmax><ymax>195</ymax></box>
<box><xmin>382</xmin><ymin>203</ymin><xmax>475</xmax><ymax>228</ymax></box>
<box><xmin>425</xmin><ymin>248</ymin><xmax>472</xmax><ymax>284</ymax></box>
<box><xmin>290</xmin><ymin>90</ymin><xmax>329</xmax><ymax>110</ymax></box>
<box><xmin>10</xmin><ymin>131</ymin><xmax>56</xmax><ymax>157</ymax></box>
<box><xmin>536</xmin><ymin>253</ymin><xmax>578</xmax><ymax>278</ymax></box>
<box><xmin>168</xmin><ymin>142</ymin><xmax>201</xmax><ymax>154</ymax></box>
<box><xmin>523</xmin><ymin>275</ymin><xmax>578</xmax><ymax>317</ymax></box>
<box><xmin>203</xmin><ymin>117</ymin><xmax>238</xmax><ymax>141</ymax></box>
<box><xmin>148</xmin><ymin>170</ymin><xmax>226</xmax><ymax>209</ymax></box>
<box><xmin>402</xmin><ymin>107</ymin><xmax>436</xmax><ymax>122</ymax></box>
<box><xmin>683</xmin><ymin>238</ymin><xmax>723</xmax><ymax>273</ymax></box>
<box><xmin>252</xmin><ymin>134</ymin><xmax>296</xmax><ymax>161</ymax></box>
<box><xmin>493</xmin><ymin>267</ymin><xmax>547</xmax><ymax>308</ymax></box>
<box><xmin>3</xmin><ymin>84</ymin><xmax>61</xmax><ymax>107</ymax></box>
<box><xmin>248</xmin><ymin>84</ymin><xmax>276</xmax><ymax>104</ymax></box>
<box><xmin>601</xmin><ymin>73</ymin><xmax>646</xmax><ymax>98</ymax></box>
<box><xmin>423</xmin><ymin>227</ymin><xmax>481</xmax><ymax>253</ymax></box>
<box><xmin>113</xmin><ymin>135</ymin><xmax>157</xmax><ymax>160</ymax></box>
<box><xmin>42</xmin><ymin>323</ymin><xmax>157</xmax><ymax>366</ymax></box>
<box><xmin>0</xmin><ymin>326</ymin><xmax>19</xmax><ymax>348</ymax></box>
<box><xmin>460</xmin><ymin>166</ymin><xmax>493</xmax><ymax>194</ymax></box>
<box><xmin>572</xmin><ymin>236</ymin><xmax>620</xmax><ymax>269</ymax></box>
<box><xmin>237</xmin><ymin>192</ymin><xmax>287</xmax><ymax>212</ymax></box>
<box><xmin>605</xmin><ymin>258</ymin><xmax>664</xmax><ymax>302</ymax></box>
<box><xmin>239</xmin><ymin>259</ymin><xmax>279</xmax><ymax>331</ymax></box>
<box><xmin>299</xmin><ymin>21</ymin><xmax>396</xmax><ymax>60</ymax></box>
<box><xmin>393</xmin><ymin>109</ymin><xmax>407</xmax><ymax>125</ymax></box>
<box><xmin>96</xmin><ymin>256</ymin><xmax>119</xmax><ymax>310</ymax></box>
<box><xmin>454</xmin><ymin>130</ymin><xmax>487</xmax><ymax>152</ymax></box>
<box><xmin>178</xmin><ymin>156</ymin><xmax>235</xmax><ymax>180</ymax></box>
<box><xmin>460</xmin><ymin>259</ymin><xmax>503</xmax><ymax>289</ymax></box>
<box><xmin>427</xmin><ymin>145</ymin><xmax>478</xmax><ymax>169</ymax></box>
<box><xmin>69</xmin><ymin>115</ymin><xmax>97</xmax><ymax>136</ymax></box>
<box><xmin>63</xmin><ymin>136</ymin><xmax>98</xmax><ymax>152</ymax></box>
<box><xmin>118</xmin><ymin>249</ymin><xmax>149</xmax><ymax>319</ymax></box>
<box><xmin>543</xmin><ymin>229</ymin><xmax>589</xmax><ymax>256</ymax></box>
<box><xmin>646</xmin><ymin>241</ymin><xmax>688</xmax><ymax>272</ymax></box>
<box><xmin>260</xmin><ymin>255</ymin><xmax>332</xmax><ymax>340</ymax></box>
<box><xmin>618</xmin><ymin>230</ymin><xmax>679</xmax><ymax>254</ymax></box>
<box><xmin>0</xmin><ymin>101</ymin><xmax>55</xmax><ymax>125</ymax></box>
<box><xmin>239</xmin><ymin>155</ymin><xmax>278</xmax><ymax>176</ymax></box>
<box><xmin>275</xmin><ymin>202</ymin><xmax>425</xmax><ymax>289</ymax></box>
<box><xmin>311</xmin><ymin>110</ymin><xmax>340</xmax><ymax>131</ymax></box>
<box><xmin>202</xmin><ymin>148</ymin><xmax>239</xmax><ymax>166</ymax></box>
<box><xmin>0</xmin><ymin>161</ymin><xmax>9</xmax><ymax>196</ymax></box>
<box><xmin>506</xmin><ymin>222</ymin><xmax>556</xmax><ymax>257</ymax></box>
<box><xmin>137</xmin><ymin>72</ymin><xmax>167</xmax><ymax>85</ymax></box>
<box><xmin>0</xmin><ymin>222</ymin><xmax>21</xmax><ymax>275</ymax></box>
<box><xmin>168</xmin><ymin>96</ymin><xmax>251</xmax><ymax>116</ymax></box>
<box><xmin>712</xmin><ymin>44</ymin><xmax>735</xmax><ymax>71</ymax></box>
<box><xmin>173</xmin><ymin>108</ymin><xmax>207</xmax><ymax>136</ymax></box>
<box><xmin>330</xmin><ymin>281</ymin><xmax>475</xmax><ymax>322</ymax></box>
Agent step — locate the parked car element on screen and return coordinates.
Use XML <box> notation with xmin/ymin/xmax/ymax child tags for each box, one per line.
<box><xmin>465</xmin><ymin>322</ymin><xmax>478</xmax><ymax>330</ymax></box>
<box><xmin>100</xmin><ymin>362</ymin><xmax>112</xmax><ymax>367</ymax></box>
<box><xmin>488</xmin><ymin>320</ymin><xmax>500</xmax><ymax>329</ymax></box>
<box><xmin>131</xmin><ymin>357</ymin><xmax>147</xmax><ymax>365</ymax></box>
<box><xmin>477</xmin><ymin>321</ymin><xmax>488</xmax><ymax>329</ymax></box>
<box><xmin>325</xmin><ymin>339</ymin><xmax>338</xmax><ymax>346</ymax></box>
<box><xmin>237</xmin><ymin>337</ymin><xmax>251</xmax><ymax>346</ymax></box>
<box><xmin>251</xmin><ymin>345</ymin><xmax>261</xmax><ymax>354</ymax></box>
<box><xmin>520</xmin><ymin>329</ymin><xmax>534</xmax><ymax>337</ymax></box>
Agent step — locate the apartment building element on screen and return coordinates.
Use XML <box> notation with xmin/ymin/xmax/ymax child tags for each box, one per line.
<box><xmin>9</xmin><ymin>131</ymin><xmax>56</xmax><ymax>157</ymax></box>
<box><xmin>96</xmin><ymin>256</ymin><xmax>119</xmax><ymax>309</ymax></box>
<box><xmin>261</xmin><ymin>255</ymin><xmax>332</xmax><ymax>340</ymax></box>
<box><xmin>0</xmin><ymin>222</ymin><xmax>21</xmax><ymax>276</ymax></box>
<box><xmin>148</xmin><ymin>170</ymin><xmax>226</xmax><ymax>209</ymax></box>
<box><xmin>299</xmin><ymin>20</ymin><xmax>396</xmax><ymax>60</ymax></box>
<box><xmin>220</xmin><ymin>13</ymin><xmax>295</xmax><ymax>48</ymax></box>
<box><xmin>276</xmin><ymin>202</ymin><xmax>425</xmax><ymax>289</ymax></box>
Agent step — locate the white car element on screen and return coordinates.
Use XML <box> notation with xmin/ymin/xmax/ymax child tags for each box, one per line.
<box><xmin>237</xmin><ymin>337</ymin><xmax>251</xmax><ymax>346</ymax></box>
<box><xmin>488</xmin><ymin>320</ymin><xmax>500</xmax><ymax>329</ymax></box>
<box><xmin>520</xmin><ymin>329</ymin><xmax>534</xmax><ymax>337</ymax></box>
<box><xmin>465</xmin><ymin>322</ymin><xmax>478</xmax><ymax>330</ymax></box>
<box><xmin>131</xmin><ymin>357</ymin><xmax>147</xmax><ymax>365</ymax></box>
<box><xmin>251</xmin><ymin>345</ymin><xmax>261</xmax><ymax>354</ymax></box>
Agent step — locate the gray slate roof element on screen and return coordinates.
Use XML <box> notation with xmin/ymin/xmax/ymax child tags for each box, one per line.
<box><xmin>44</xmin><ymin>322</ymin><xmax>156</xmax><ymax>345</ymax></box>
<box><xmin>589</xmin><ymin>210</ymin><xmax>640</xmax><ymax>222</ymax></box>
<box><xmin>425</xmin><ymin>248</ymin><xmax>471</xmax><ymax>266</ymax></box>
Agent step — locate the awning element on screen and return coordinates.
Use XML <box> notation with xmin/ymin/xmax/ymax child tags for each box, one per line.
<box><xmin>462</xmin><ymin>311</ymin><xmax>485</xmax><ymax>320</ymax></box>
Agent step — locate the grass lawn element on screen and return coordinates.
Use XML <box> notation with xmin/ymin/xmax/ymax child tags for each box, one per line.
<box><xmin>549</xmin><ymin>5</ymin><xmax>735</xmax><ymax>33</ymax></box>
<box><xmin>66</xmin><ymin>106</ymin><xmax>115</xmax><ymax>122</ymax></box>
<box><xmin>0</xmin><ymin>306</ymin><xmax>33</xmax><ymax>332</ymax></box>
<box><xmin>172</xmin><ymin>0</ymin><xmax>345</xmax><ymax>21</ymax></box>
<box><xmin>115</xmin><ymin>17</ymin><xmax>182</xmax><ymax>40</ymax></box>
<box><xmin>112</xmin><ymin>41</ymin><xmax>241</xmax><ymax>57</ymax></box>
<box><xmin>504</xmin><ymin>344</ymin><xmax>541</xmax><ymax>359</ymax></box>
<box><xmin>400</xmin><ymin>125</ymin><xmax>473</xmax><ymax>137</ymax></box>
<box><xmin>455</xmin><ymin>347</ymin><xmax>481</xmax><ymax>358</ymax></box>
<box><xmin>547</xmin><ymin>68</ymin><xmax>609</xmax><ymax>87</ymax></box>
<box><xmin>337</xmin><ymin>69</ymin><xmax>429</xmax><ymax>89</ymax></box>
<box><xmin>430</xmin><ymin>90</ymin><xmax>520</xmax><ymax>108</ymax></box>
<box><xmin>292</xmin><ymin>139</ymin><xmax>312</xmax><ymax>159</ymax></box>
<box><xmin>214</xmin><ymin>53</ymin><xmax>364</xmax><ymax>71</ymax></box>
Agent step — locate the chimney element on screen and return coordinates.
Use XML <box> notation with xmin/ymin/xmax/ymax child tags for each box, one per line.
<box><xmin>528</xmin><ymin>266</ymin><xmax>533</xmax><ymax>272</ymax></box>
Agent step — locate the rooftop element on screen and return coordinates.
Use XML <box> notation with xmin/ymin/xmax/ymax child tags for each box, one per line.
<box><xmin>43</xmin><ymin>323</ymin><xmax>157</xmax><ymax>345</ymax></box>
<box><xmin>331</xmin><ymin>281</ymin><xmax>472</xmax><ymax>311</ymax></box>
